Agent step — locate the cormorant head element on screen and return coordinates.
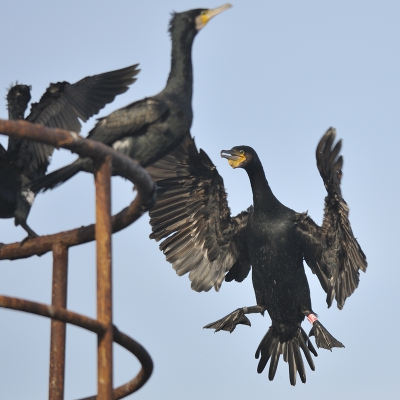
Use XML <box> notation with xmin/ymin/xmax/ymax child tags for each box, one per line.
<box><xmin>221</xmin><ymin>146</ymin><xmax>260</xmax><ymax>170</ymax></box>
<box><xmin>6</xmin><ymin>83</ymin><xmax>32</xmax><ymax>119</ymax></box>
<box><xmin>169</xmin><ymin>4</ymin><xmax>232</xmax><ymax>36</ymax></box>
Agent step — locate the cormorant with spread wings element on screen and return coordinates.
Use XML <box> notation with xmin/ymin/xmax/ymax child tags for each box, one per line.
<box><xmin>147</xmin><ymin>128</ymin><xmax>367</xmax><ymax>385</ymax></box>
<box><xmin>0</xmin><ymin>64</ymin><xmax>139</xmax><ymax>238</ymax></box>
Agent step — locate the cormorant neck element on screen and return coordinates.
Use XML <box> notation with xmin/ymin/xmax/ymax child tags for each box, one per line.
<box><xmin>8</xmin><ymin>104</ymin><xmax>25</xmax><ymax>120</ymax></box>
<box><xmin>165</xmin><ymin>27</ymin><xmax>196</xmax><ymax>99</ymax></box>
<box><xmin>246</xmin><ymin>161</ymin><xmax>282</xmax><ymax>215</ymax></box>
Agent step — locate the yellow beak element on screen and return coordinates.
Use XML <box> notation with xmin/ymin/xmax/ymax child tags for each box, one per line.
<box><xmin>195</xmin><ymin>4</ymin><xmax>233</xmax><ymax>30</ymax></box>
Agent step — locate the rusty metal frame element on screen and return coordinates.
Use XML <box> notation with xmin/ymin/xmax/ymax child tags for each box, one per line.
<box><xmin>0</xmin><ymin>119</ymin><xmax>155</xmax><ymax>399</ymax></box>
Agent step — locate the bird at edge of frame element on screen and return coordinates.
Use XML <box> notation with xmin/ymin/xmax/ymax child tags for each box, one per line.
<box><xmin>146</xmin><ymin>128</ymin><xmax>367</xmax><ymax>385</ymax></box>
<box><xmin>28</xmin><ymin>4</ymin><xmax>233</xmax><ymax>201</ymax></box>
<box><xmin>0</xmin><ymin>63</ymin><xmax>140</xmax><ymax>243</ymax></box>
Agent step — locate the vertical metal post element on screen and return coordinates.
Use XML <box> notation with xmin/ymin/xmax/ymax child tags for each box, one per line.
<box><xmin>95</xmin><ymin>156</ymin><xmax>113</xmax><ymax>399</ymax></box>
<box><xmin>49</xmin><ymin>243</ymin><xmax>68</xmax><ymax>400</ymax></box>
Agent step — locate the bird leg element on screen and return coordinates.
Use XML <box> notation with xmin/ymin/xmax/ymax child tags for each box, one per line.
<box><xmin>204</xmin><ymin>305</ymin><xmax>266</xmax><ymax>333</ymax></box>
<box><xmin>20</xmin><ymin>234</ymin><xmax>38</xmax><ymax>247</ymax></box>
<box><xmin>14</xmin><ymin>192</ymin><xmax>39</xmax><ymax>246</ymax></box>
<box><xmin>17</xmin><ymin>221</ymin><xmax>39</xmax><ymax>247</ymax></box>
<box><xmin>306</xmin><ymin>313</ymin><xmax>344</xmax><ymax>350</ymax></box>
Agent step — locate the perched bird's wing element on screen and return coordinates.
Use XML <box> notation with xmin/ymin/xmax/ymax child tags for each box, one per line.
<box><xmin>86</xmin><ymin>97</ymin><xmax>169</xmax><ymax>145</ymax></box>
<box><xmin>0</xmin><ymin>150</ymin><xmax>10</xmax><ymax>204</ymax></box>
<box><xmin>295</xmin><ymin>128</ymin><xmax>367</xmax><ymax>309</ymax></box>
<box><xmin>20</xmin><ymin>64</ymin><xmax>140</xmax><ymax>176</ymax></box>
<box><xmin>147</xmin><ymin>134</ymin><xmax>251</xmax><ymax>292</ymax></box>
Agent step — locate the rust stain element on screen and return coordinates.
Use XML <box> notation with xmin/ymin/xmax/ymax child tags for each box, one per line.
<box><xmin>0</xmin><ymin>119</ymin><xmax>154</xmax><ymax>399</ymax></box>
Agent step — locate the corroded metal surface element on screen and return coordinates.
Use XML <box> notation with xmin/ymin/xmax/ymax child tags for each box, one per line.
<box><xmin>0</xmin><ymin>119</ymin><xmax>155</xmax><ymax>260</ymax></box>
<box><xmin>0</xmin><ymin>119</ymin><xmax>155</xmax><ymax>399</ymax></box>
<box><xmin>80</xmin><ymin>327</ymin><xmax>154</xmax><ymax>400</ymax></box>
<box><xmin>95</xmin><ymin>157</ymin><xmax>114</xmax><ymax>399</ymax></box>
<box><xmin>0</xmin><ymin>295</ymin><xmax>105</xmax><ymax>334</ymax></box>
<box><xmin>49</xmin><ymin>243</ymin><xmax>69</xmax><ymax>400</ymax></box>
<box><xmin>0</xmin><ymin>295</ymin><xmax>154</xmax><ymax>399</ymax></box>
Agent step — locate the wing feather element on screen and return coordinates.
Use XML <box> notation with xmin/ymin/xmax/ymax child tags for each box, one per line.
<box><xmin>87</xmin><ymin>98</ymin><xmax>169</xmax><ymax>145</ymax></box>
<box><xmin>148</xmin><ymin>134</ymin><xmax>251</xmax><ymax>292</ymax></box>
<box><xmin>295</xmin><ymin>128</ymin><xmax>367</xmax><ymax>309</ymax></box>
<box><xmin>19</xmin><ymin>64</ymin><xmax>140</xmax><ymax>176</ymax></box>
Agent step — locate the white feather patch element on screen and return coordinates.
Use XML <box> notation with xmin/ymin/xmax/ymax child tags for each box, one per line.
<box><xmin>113</xmin><ymin>138</ymin><xmax>131</xmax><ymax>154</ymax></box>
<box><xmin>21</xmin><ymin>189</ymin><xmax>35</xmax><ymax>206</ymax></box>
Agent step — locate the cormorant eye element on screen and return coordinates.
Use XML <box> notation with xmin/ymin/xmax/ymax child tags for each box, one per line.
<box><xmin>239</xmin><ymin>150</ymin><xmax>244</xmax><ymax>155</ymax></box>
<box><xmin>200</xmin><ymin>10</ymin><xmax>207</xmax><ymax>15</ymax></box>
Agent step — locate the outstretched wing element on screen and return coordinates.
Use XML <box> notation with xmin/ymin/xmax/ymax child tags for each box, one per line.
<box><xmin>295</xmin><ymin>128</ymin><xmax>367</xmax><ymax>309</ymax></box>
<box><xmin>19</xmin><ymin>64</ymin><xmax>140</xmax><ymax>177</ymax></box>
<box><xmin>147</xmin><ymin>134</ymin><xmax>251</xmax><ymax>292</ymax></box>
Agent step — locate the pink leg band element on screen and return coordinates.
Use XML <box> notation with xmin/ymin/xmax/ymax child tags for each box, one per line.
<box><xmin>307</xmin><ymin>314</ymin><xmax>318</xmax><ymax>324</ymax></box>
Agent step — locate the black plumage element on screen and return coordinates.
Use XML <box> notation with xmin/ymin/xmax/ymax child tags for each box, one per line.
<box><xmin>0</xmin><ymin>64</ymin><xmax>139</xmax><ymax>238</ymax></box>
<box><xmin>147</xmin><ymin>128</ymin><xmax>367</xmax><ymax>385</ymax></box>
<box><xmin>28</xmin><ymin>4</ymin><xmax>232</xmax><ymax>194</ymax></box>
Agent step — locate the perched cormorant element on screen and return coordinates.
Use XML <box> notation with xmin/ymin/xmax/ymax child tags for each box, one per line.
<box><xmin>0</xmin><ymin>64</ymin><xmax>139</xmax><ymax>238</ymax></box>
<box><xmin>147</xmin><ymin>129</ymin><xmax>367</xmax><ymax>385</ymax></box>
<box><xmin>28</xmin><ymin>4</ymin><xmax>232</xmax><ymax>194</ymax></box>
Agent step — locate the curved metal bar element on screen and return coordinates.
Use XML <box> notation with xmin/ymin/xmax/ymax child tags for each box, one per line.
<box><xmin>0</xmin><ymin>295</ymin><xmax>154</xmax><ymax>398</ymax></box>
<box><xmin>111</xmin><ymin>328</ymin><xmax>154</xmax><ymax>398</ymax></box>
<box><xmin>0</xmin><ymin>197</ymin><xmax>146</xmax><ymax>260</ymax></box>
<box><xmin>0</xmin><ymin>119</ymin><xmax>155</xmax><ymax>260</ymax></box>
<box><xmin>80</xmin><ymin>328</ymin><xmax>154</xmax><ymax>400</ymax></box>
<box><xmin>0</xmin><ymin>295</ymin><xmax>105</xmax><ymax>335</ymax></box>
<box><xmin>0</xmin><ymin>119</ymin><xmax>155</xmax><ymax>398</ymax></box>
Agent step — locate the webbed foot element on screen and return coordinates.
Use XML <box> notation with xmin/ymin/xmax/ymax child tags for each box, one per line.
<box><xmin>18</xmin><ymin>221</ymin><xmax>39</xmax><ymax>247</ymax></box>
<box><xmin>309</xmin><ymin>320</ymin><xmax>344</xmax><ymax>350</ymax></box>
<box><xmin>204</xmin><ymin>308</ymin><xmax>251</xmax><ymax>333</ymax></box>
<box><xmin>20</xmin><ymin>232</ymin><xmax>38</xmax><ymax>247</ymax></box>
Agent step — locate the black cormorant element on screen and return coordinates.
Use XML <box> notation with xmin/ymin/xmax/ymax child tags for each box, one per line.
<box><xmin>0</xmin><ymin>64</ymin><xmax>139</xmax><ymax>238</ymax></box>
<box><xmin>28</xmin><ymin>4</ymin><xmax>232</xmax><ymax>194</ymax></box>
<box><xmin>147</xmin><ymin>128</ymin><xmax>367</xmax><ymax>385</ymax></box>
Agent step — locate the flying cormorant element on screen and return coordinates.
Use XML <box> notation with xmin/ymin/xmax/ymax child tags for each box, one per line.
<box><xmin>28</xmin><ymin>4</ymin><xmax>232</xmax><ymax>194</ymax></box>
<box><xmin>0</xmin><ymin>64</ymin><xmax>139</xmax><ymax>238</ymax></box>
<box><xmin>147</xmin><ymin>129</ymin><xmax>367</xmax><ymax>385</ymax></box>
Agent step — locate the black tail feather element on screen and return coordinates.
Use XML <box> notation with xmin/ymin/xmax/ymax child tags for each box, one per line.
<box><xmin>29</xmin><ymin>160</ymin><xmax>83</xmax><ymax>193</ymax></box>
<box><xmin>255</xmin><ymin>325</ymin><xmax>317</xmax><ymax>386</ymax></box>
<box><xmin>299</xmin><ymin>330</ymin><xmax>316</xmax><ymax>369</ymax></box>
<box><xmin>255</xmin><ymin>331</ymin><xmax>275</xmax><ymax>372</ymax></box>
<box><xmin>301</xmin><ymin>327</ymin><xmax>318</xmax><ymax>357</ymax></box>
<box><xmin>292</xmin><ymin>338</ymin><xmax>306</xmax><ymax>383</ymax></box>
<box><xmin>282</xmin><ymin>342</ymin><xmax>288</xmax><ymax>362</ymax></box>
<box><xmin>288</xmin><ymin>341</ymin><xmax>297</xmax><ymax>385</ymax></box>
<box><xmin>268</xmin><ymin>339</ymin><xmax>281</xmax><ymax>381</ymax></box>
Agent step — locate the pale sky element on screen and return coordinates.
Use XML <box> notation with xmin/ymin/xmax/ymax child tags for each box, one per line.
<box><xmin>0</xmin><ymin>1</ymin><xmax>398</xmax><ymax>399</ymax></box>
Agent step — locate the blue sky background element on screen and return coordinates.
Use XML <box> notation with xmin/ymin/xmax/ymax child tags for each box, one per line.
<box><xmin>0</xmin><ymin>1</ymin><xmax>398</xmax><ymax>398</ymax></box>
